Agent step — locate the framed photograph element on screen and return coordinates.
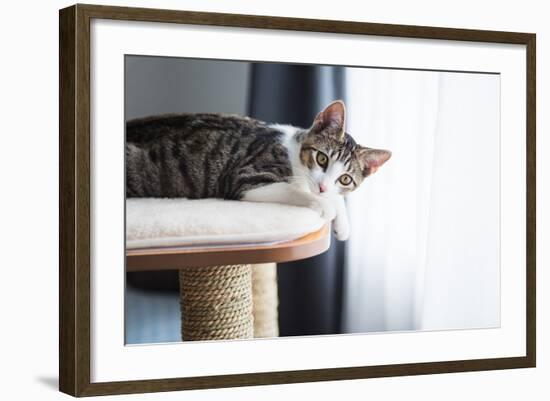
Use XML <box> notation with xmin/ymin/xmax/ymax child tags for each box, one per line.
<box><xmin>59</xmin><ymin>4</ymin><xmax>536</xmax><ymax>397</ymax></box>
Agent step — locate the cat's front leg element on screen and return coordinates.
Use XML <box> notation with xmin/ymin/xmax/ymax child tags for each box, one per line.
<box><xmin>332</xmin><ymin>195</ymin><xmax>350</xmax><ymax>241</ymax></box>
<box><xmin>241</xmin><ymin>182</ymin><xmax>336</xmax><ymax>221</ymax></box>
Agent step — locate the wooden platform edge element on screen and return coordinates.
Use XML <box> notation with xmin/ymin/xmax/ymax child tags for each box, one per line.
<box><xmin>126</xmin><ymin>224</ymin><xmax>331</xmax><ymax>271</ymax></box>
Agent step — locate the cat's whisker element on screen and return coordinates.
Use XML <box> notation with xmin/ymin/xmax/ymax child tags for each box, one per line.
<box><xmin>288</xmin><ymin>175</ymin><xmax>315</xmax><ymax>189</ymax></box>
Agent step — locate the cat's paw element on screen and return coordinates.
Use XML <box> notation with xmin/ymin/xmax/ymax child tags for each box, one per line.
<box><xmin>332</xmin><ymin>218</ymin><xmax>350</xmax><ymax>241</ymax></box>
<box><xmin>309</xmin><ymin>197</ymin><xmax>336</xmax><ymax>221</ymax></box>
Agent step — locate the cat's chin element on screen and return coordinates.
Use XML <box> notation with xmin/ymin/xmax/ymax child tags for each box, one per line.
<box><xmin>318</xmin><ymin>191</ymin><xmax>338</xmax><ymax>199</ymax></box>
<box><xmin>308</xmin><ymin>185</ymin><xmax>331</xmax><ymax>197</ymax></box>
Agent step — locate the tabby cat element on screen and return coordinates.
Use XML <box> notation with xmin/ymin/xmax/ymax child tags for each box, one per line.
<box><xmin>126</xmin><ymin>100</ymin><xmax>391</xmax><ymax>240</ymax></box>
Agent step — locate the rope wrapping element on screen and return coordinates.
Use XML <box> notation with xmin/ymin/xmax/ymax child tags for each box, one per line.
<box><xmin>179</xmin><ymin>264</ymin><xmax>253</xmax><ymax>341</ymax></box>
<box><xmin>251</xmin><ymin>263</ymin><xmax>279</xmax><ymax>338</ymax></box>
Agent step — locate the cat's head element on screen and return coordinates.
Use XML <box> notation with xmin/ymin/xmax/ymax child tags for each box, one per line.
<box><xmin>299</xmin><ymin>100</ymin><xmax>391</xmax><ymax>196</ymax></box>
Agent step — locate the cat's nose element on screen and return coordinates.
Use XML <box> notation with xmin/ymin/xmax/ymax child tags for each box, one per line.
<box><xmin>319</xmin><ymin>184</ymin><xmax>327</xmax><ymax>193</ymax></box>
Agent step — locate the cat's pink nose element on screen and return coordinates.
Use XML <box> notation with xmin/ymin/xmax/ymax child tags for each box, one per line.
<box><xmin>319</xmin><ymin>184</ymin><xmax>327</xmax><ymax>193</ymax></box>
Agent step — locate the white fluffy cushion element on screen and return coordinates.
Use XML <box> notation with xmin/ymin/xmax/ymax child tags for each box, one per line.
<box><xmin>126</xmin><ymin>198</ymin><xmax>325</xmax><ymax>249</ymax></box>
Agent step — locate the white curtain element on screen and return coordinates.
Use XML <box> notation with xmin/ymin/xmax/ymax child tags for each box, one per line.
<box><xmin>342</xmin><ymin>68</ymin><xmax>500</xmax><ymax>333</ymax></box>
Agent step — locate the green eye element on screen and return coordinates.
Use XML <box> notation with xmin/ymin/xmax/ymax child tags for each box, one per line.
<box><xmin>316</xmin><ymin>151</ymin><xmax>328</xmax><ymax>168</ymax></box>
<box><xmin>339</xmin><ymin>174</ymin><xmax>353</xmax><ymax>186</ymax></box>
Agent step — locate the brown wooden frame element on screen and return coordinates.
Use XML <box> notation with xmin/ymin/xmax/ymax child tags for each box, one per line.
<box><xmin>59</xmin><ymin>3</ymin><xmax>536</xmax><ymax>397</ymax></box>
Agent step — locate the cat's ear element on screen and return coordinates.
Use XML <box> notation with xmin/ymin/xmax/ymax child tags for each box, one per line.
<box><xmin>357</xmin><ymin>147</ymin><xmax>392</xmax><ymax>176</ymax></box>
<box><xmin>312</xmin><ymin>100</ymin><xmax>346</xmax><ymax>138</ymax></box>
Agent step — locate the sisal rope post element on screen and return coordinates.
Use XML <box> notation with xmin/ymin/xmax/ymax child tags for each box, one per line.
<box><xmin>251</xmin><ymin>263</ymin><xmax>279</xmax><ymax>338</ymax></box>
<box><xmin>178</xmin><ymin>264</ymin><xmax>253</xmax><ymax>341</ymax></box>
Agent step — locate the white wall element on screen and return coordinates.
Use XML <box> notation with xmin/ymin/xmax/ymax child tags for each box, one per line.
<box><xmin>0</xmin><ymin>1</ymin><xmax>547</xmax><ymax>400</ymax></box>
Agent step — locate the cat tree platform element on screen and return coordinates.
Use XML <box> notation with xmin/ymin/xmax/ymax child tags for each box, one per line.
<box><xmin>125</xmin><ymin>198</ymin><xmax>330</xmax><ymax>341</ymax></box>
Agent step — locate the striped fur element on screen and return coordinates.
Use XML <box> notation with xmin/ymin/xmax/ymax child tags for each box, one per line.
<box><xmin>126</xmin><ymin>113</ymin><xmax>292</xmax><ymax>200</ymax></box>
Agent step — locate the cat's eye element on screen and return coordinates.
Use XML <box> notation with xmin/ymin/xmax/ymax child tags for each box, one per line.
<box><xmin>339</xmin><ymin>174</ymin><xmax>353</xmax><ymax>186</ymax></box>
<box><xmin>316</xmin><ymin>151</ymin><xmax>328</xmax><ymax>168</ymax></box>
